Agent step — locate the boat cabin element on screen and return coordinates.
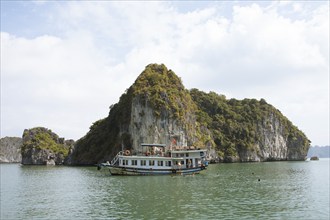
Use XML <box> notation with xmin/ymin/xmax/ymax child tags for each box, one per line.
<box><xmin>117</xmin><ymin>143</ymin><xmax>206</xmax><ymax>170</ymax></box>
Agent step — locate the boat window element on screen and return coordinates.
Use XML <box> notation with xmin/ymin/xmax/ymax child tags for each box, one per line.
<box><xmin>141</xmin><ymin>160</ymin><xmax>146</xmax><ymax>166</ymax></box>
<box><xmin>165</xmin><ymin>161</ymin><xmax>171</xmax><ymax>167</ymax></box>
<box><xmin>123</xmin><ymin>160</ymin><xmax>128</xmax><ymax>166</ymax></box>
<box><xmin>180</xmin><ymin>153</ymin><xmax>184</xmax><ymax>157</ymax></box>
<box><xmin>157</xmin><ymin>161</ymin><xmax>163</xmax><ymax>166</ymax></box>
<box><xmin>132</xmin><ymin>160</ymin><xmax>137</xmax><ymax>166</ymax></box>
<box><xmin>150</xmin><ymin>160</ymin><xmax>155</xmax><ymax>166</ymax></box>
<box><xmin>186</xmin><ymin>153</ymin><xmax>189</xmax><ymax>157</ymax></box>
<box><xmin>174</xmin><ymin>161</ymin><xmax>184</xmax><ymax>166</ymax></box>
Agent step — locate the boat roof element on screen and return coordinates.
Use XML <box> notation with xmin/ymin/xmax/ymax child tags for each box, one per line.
<box><xmin>141</xmin><ymin>143</ymin><xmax>166</xmax><ymax>147</ymax></box>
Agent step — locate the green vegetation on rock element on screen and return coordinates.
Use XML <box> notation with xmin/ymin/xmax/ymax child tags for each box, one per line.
<box><xmin>132</xmin><ymin>64</ymin><xmax>197</xmax><ymax>121</ymax></box>
<box><xmin>190</xmin><ymin>89</ymin><xmax>310</xmax><ymax>159</ymax></box>
<box><xmin>22</xmin><ymin>127</ymin><xmax>69</xmax><ymax>157</ymax></box>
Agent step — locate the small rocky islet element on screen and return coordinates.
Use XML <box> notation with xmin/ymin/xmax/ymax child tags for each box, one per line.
<box><xmin>0</xmin><ymin>63</ymin><xmax>310</xmax><ymax>165</ymax></box>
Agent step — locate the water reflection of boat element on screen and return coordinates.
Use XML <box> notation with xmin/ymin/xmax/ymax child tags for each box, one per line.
<box><xmin>98</xmin><ymin>143</ymin><xmax>208</xmax><ymax>175</ymax></box>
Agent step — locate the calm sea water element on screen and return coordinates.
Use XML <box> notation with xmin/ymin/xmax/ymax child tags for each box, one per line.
<box><xmin>1</xmin><ymin>159</ymin><xmax>329</xmax><ymax>220</ymax></box>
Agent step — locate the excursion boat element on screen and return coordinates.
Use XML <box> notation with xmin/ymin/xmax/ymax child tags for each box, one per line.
<box><xmin>98</xmin><ymin>143</ymin><xmax>208</xmax><ymax>175</ymax></box>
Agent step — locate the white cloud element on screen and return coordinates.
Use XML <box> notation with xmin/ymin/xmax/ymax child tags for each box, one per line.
<box><xmin>1</xmin><ymin>1</ymin><xmax>329</xmax><ymax>145</ymax></box>
<box><xmin>1</xmin><ymin>31</ymin><xmax>127</xmax><ymax>139</ymax></box>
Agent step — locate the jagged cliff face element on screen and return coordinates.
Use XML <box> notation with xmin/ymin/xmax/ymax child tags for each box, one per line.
<box><xmin>130</xmin><ymin>97</ymin><xmax>193</xmax><ymax>151</ymax></box>
<box><xmin>250</xmin><ymin>112</ymin><xmax>288</xmax><ymax>161</ymax></box>
<box><xmin>235</xmin><ymin>112</ymin><xmax>290</xmax><ymax>162</ymax></box>
<box><xmin>238</xmin><ymin>112</ymin><xmax>309</xmax><ymax>162</ymax></box>
<box><xmin>71</xmin><ymin>63</ymin><xmax>310</xmax><ymax>164</ymax></box>
<box><xmin>0</xmin><ymin>137</ymin><xmax>22</xmax><ymax>163</ymax></box>
<box><xmin>257</xmin><ymin>112</ymin><xmax>288</xmax><ymax>159</ymax></box>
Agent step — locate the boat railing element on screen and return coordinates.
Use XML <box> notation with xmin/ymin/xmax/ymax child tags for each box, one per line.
<box><xmin>111</xmin><ymin>151</ymin><xmax>123</xmax><ymax>165</ymax></box>
<box><xmin>171</xmin><ymin>146</ymin><xmax>199</xmax><ymax>151</ymax></box>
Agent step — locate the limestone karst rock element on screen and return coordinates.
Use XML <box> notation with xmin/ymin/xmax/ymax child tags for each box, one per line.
<box><xmin>21</xmin><ymin>127</ymin><xmax>74</xmax><ymax>165</ymax></box>
<box><xmin>69</xmin><ymin>63</ymin><xmax>310</xmax><ymax>165</ymax></box>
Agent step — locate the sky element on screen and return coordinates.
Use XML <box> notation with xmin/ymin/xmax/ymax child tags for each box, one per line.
<box><xmin>1</xmin><ymin>1</ymin><xmax>329</xmax><ymax>146</ymax></box>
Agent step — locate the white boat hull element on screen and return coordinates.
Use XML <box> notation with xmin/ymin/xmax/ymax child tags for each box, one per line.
<box><xmin>109</xmin><ymin>166</ymin><xmax>204</xmax><ymax>176</ymax></box>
